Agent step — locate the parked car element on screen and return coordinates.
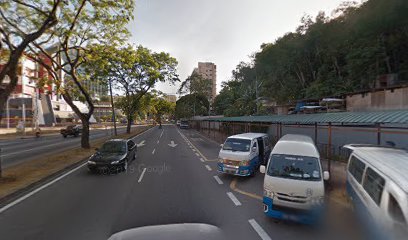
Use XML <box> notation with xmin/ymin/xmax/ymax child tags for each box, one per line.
<box><xmin>343</xmin><ymin>144</ymin><xmax>408</xmax><ymax>240</ymax></box>
<box><xmin>179</xmin><ymin>120</ymin><xmax>189</xmax><ymax>129</ymax></box>
<box><xmin>260</xmin><ymin>134</ymin><xmax>329</xmax><ymax>224</ymax></box>
<box><xmin>218</xmin><ymin>133</ymin><xmax>271</xmax><ymax>176</ymax></box>
<box><xmin>60</xmin><ymin>125</ymin><xmax>82</xmax><ymax>138</ymax></box>
<box><xmin>87</xmin><ymin>139</ymin><xmax>137</xmax><ymax>173</ymax></box>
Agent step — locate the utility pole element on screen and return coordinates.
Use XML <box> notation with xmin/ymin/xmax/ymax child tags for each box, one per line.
<box><xmin>22</xmin><ymin>99</ymin><xmax>26</xmax><ymax>136</ymax></box>
<box><xmin>255</xmin><ymin>64</ymin><xmax>259</xmax><ymax>115</ymax></box>
<box><xmin>109</xmin><ymin>78</ymin><xmax>117</xmax><ymax>136</ymax></box>
<box><xmin>6</xmin><ymin>97</ymin><xmax>10</xmax><ymax>129</ymax></box>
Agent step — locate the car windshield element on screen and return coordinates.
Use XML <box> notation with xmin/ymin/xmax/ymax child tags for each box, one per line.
<box><xmin>180</xmin><ymin>121</ymin><xmax>188</xmax><ymax>125</ymax></box>
<box><xmin>223</xmin><ymin>138</ymin><xmax>251</xmax><ymax>152</ymax></box>
<box><xmin>267</xmin><ymin>154</ymin><xmax>321</xmax><ymax>181</ymax></box>
<box><xmin>99</xmin><ymin>141</ymin><xmax>126</xmax><ymax>154</ymax></box>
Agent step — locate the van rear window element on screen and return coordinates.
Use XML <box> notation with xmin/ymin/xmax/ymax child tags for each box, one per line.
<box><xmin>348</xmin><ymin>156</ymin><xmax>365</xmax><ymax>183</ymax></box>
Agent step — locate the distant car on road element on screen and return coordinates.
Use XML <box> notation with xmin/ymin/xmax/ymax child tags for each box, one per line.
<box><xmin>179</xmin><ymin>120</ymin><xmax>189</xmax><ymax>129</ymax></box>
<box><xmin>87</xmin><ymin>139</ymin><xmax>137</xmax><ymax>173</ymax></box>
<box><xmin>60</xmin><ymin>125</ymin><xmax>82</xmax><ymax>138</ymax></box>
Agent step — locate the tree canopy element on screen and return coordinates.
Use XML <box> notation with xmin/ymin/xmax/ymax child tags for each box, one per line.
<box><xmin>215</xmin><ymin>0</ymin><xmax>408</xmax><ymax>116</ymax></box>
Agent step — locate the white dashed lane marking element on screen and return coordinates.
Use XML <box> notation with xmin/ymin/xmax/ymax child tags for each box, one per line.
<box><xmin>248</xmin><ymin>219</ymin><xmax>272</xmax><ymax>240</ymax></box>
<box><xmin>227</xmin><ymin>192</ymin><xmax>241</xmax><ymax>206</ymax></box>
<box><xmin>213</xmin><ymin>176</ymin><xmax>223</xmax><ymax>184</ymax></box>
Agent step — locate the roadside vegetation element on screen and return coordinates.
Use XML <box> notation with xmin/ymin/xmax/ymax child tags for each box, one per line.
<box><xmin>0</xmin><ymin>1</ymin><xmax>179</xmax><ymax>153</ymax></box>
<box><xmin>213</xmin><ymin>0</ymin><xmax>408</xmax><ymax>116</ymax></box>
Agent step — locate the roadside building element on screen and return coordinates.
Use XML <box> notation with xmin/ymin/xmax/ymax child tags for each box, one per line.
<box><xmin>0</xmin><ymin>51</ymin><xmax>105</xmax><ymax>127</ymax></box>
<box><xmin>346</xmin><ymin>85</ymin><xmax>408</xmax><ymax>112</ymax></box>
<box><xmin>192</xmin><ymin>62</ymin><xmax>217</xmax><ymax>102</ymax></box>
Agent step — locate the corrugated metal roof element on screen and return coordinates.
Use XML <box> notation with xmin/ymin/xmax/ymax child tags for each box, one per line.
<box><xmin>205</xmin><ymin>110</ymin><xmax>408</xmax><ymax>124</ymax></box>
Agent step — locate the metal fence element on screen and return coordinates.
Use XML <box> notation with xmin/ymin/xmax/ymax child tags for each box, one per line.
<box><xmin>191</xmin><ymin>120</ymin><xmax>408</xmax><ymax>164</ymax></box>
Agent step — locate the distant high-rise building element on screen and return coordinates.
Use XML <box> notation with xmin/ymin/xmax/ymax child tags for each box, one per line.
<box><xmin>193</xmin><ymin>62</ymin><xmax>217</xmax><ymax>102</ymax></box>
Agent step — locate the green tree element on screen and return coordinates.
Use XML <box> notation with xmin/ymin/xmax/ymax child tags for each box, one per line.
<box><xmin>175</xmin><ymin>93</ymin><xmax>209</xmax><ymax>119</ymax></box>
<box><xmin>0</xmin><ymin>0</ymin><xmax>61</xmax><ymax>125</ymax></box>
<box><xmin>219</xmin><ymin>0</ymin><xmax>408</xmax><ymax>109</ymax></box>
<box><xmin>30</xmin><ymin>0</ymin><xmax>134</xmax><ymax>148</ymax></box>
<box><xmin>104</xmin><ymin>45</ymin><xmax>179</xmax><ymax>133</ymax></box>
<box><xmin>178</xmin><ymin>71</ymin><xmax>212</xmax><ymax>96</ymax></box>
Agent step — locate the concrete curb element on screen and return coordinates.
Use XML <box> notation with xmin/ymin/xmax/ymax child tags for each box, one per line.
<box><xmin>0</xmin><ymin>126</ymin><xmax>153</xmax><ymax>208</ymax></box>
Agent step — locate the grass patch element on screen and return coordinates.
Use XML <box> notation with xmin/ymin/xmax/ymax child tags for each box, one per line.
<box><xmin>0</xmin><ymin>125</ymin><xmax>151</xmax><ymax>200</ymax></box>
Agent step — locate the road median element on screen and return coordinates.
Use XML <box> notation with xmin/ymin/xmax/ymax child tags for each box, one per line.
<box><xmin>0</xmin><ymin>125</ymin><xmax>153</xmax><ymax>207</ymax></box>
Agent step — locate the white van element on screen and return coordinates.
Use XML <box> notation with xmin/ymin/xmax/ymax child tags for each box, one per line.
<box><xmin>218</xmin><ymin>133</ymin><xmax>271</xmax><ymax>176</ymax></box>
<box><xmin>260</xmin><ymin>134</ymin><xmax>329</xmax><ymax>224</ymax></box>
<box><xmin>344</xmin><ymin>145</ymin><xmax>408</xmax><ymax>239</ymax></box>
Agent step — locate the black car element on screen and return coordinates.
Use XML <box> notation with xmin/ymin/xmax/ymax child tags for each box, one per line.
<box><xmin>87</xmin><ymin>139</ymin><xmax>137</xmax><ymax>173</ymax></box>
<box><xmin>60</xmin><ymin>125</ymin><xmax>82</xmax><ymax>138</ymax></box>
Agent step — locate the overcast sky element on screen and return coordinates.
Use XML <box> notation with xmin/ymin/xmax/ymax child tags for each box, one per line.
<box><xmin>128</xmin><ymin>0</ymin><xmax>348</xmax><ymax>96</ymax></box>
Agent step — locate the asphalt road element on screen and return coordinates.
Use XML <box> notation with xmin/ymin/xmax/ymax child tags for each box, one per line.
<box><xmin>0</xmin><ymin>126</ymin><xmax>140</xmax><ymax>168</ymax></box>
<box><xmin>0</xmin><ymin>125</ymin><xmax>362</xmax><ymax>240</ymax></box>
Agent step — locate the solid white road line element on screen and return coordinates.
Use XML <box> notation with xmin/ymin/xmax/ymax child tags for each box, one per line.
<box><xmin>152</xmin><ymin>149</ymin><xmax>156</xmax><ymax>155</ymax></box>
<box><xmin>0</xmin><ymin>162</ymin><xmax>87</xmax><ymax>214</ymax></box>
<box><xmin>227</xmin><ymin>192</ymin><xmax>242</xmax><ymax>206</ymax></box>
<box><xmin>160</xmin><ymin>130</ymin><xmax>163</xmax><ymax>139</ymax></box>
<box><xmin>205</xmin><ymin>165</ymin><xmax>212</xmax><ymax>171</ymax></box>
<box><xmin>138</xmin><ymin>168</ymin><xmax>147</xmax><ymax>183</ymax></box>
<box><xmin>213</xmin><ymin>176</ymin><xmax>223</xmax><ymax>184</ymax></box>
<box><xmin>0</xmin><ymin>127</ymin><xmax>154</xmax><ymax>214</ymax></box>
<box><xmin>248</xmin><ymin>219</ymin><xmax>272</xmax><ymax>240</ymax></box>
<box><xmin>200</xmin><ymin>158</ymin><xmax>205</xmax><ymax>162</ymax></box>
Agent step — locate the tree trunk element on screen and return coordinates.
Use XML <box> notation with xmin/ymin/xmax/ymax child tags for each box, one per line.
<box><xmin>62</xmin><ymin>93</ymin><xmax>92</xmax><ymax>149</ymax></box>
<box><xmin>126</xmin><ymin>116</ymin><xmax>132</xmax><ymax>134</ymax></box>
<box><xmin>80</xmin><ymin>117</ymin><xmax>90</xmax><ymax>149</ymax></box>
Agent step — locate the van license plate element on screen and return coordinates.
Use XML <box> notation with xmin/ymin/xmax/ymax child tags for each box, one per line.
<box><xmin>224</xmin><ymin>168</ymin><xmax>237</xmax><ymax>174</ymax></box>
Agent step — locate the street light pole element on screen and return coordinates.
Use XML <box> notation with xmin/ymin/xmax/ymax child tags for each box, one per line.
<box><xmin>109</xmin><ymin>78</ymin><xmax>117</xmax><ymax>136</ymax></box>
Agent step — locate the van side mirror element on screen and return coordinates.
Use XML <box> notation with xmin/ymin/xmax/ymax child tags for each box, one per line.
<box><xmin>220</xmin><ymin>144</ymin><xmax>224</xmax><ymax>148</ymax></box>
<box><xmin>323</xmin><ymin>171</ymin><xmax>330</xmax><ymax>181</ymax></box>
<box><xmin>260</xmin><ymin>165</ymin><xmax>266</xmax><ymax>174</ymax></box>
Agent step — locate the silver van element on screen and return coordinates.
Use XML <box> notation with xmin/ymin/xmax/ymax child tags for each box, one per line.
<box><xmin>344</xmin><ymin>145</ymin><xmax>408</xmax><ymax>239</ymax></box>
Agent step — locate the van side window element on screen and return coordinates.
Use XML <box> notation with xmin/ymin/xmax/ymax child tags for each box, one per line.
<box><xmin>363</xmin><ymin>167</ymin><xmax>385</xmax><ymax>206</ymax></box>
<box><xmin>388</xmin><ymin>194</ymin><xmax>406</xmax><ymax>224</ymax></box>
<box><xmin>348</xmin><ymin>156</ymin><xmax>365</xmax><ymax>183</ymax></box>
